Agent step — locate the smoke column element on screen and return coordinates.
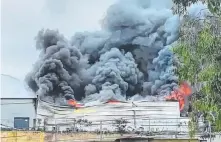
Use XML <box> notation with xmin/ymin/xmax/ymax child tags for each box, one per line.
<box><xmin>26</xmin><ymin>0</ymin><xmax>207</xmax><ymax>104</ymax></box>
<box><xmin>26</xmin><ymin>29</ymin><xmax>89</xmax><ymax>103</ymax></box>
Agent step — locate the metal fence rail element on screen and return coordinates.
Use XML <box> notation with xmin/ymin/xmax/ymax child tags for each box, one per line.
<box><xmin>1</xmin><ymin>117</ymin><xmax>216</xmax><ymax>142</ymax></box>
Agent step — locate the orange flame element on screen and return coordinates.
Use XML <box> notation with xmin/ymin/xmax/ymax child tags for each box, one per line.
<box><xmin>107</xmin><ymin>100</ymin><xmax>121</xmax><ymax>104</ymax></box>
<box><xmin>165</xmin><ymin>82</ymin><xmax>192</xmax><ymax>111</ymax></box>
<box><xmin>177</xmin><ymin>82</ymin><xmax>192</xmax><ymax>96</ymax></box>
<box><xmin>67</xmin><ymin>99</ymin><xmax>83</xmax><ymax>108</ymax></box>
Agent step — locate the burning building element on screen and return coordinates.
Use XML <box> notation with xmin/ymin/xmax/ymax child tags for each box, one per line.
<box><xmin>25</xmin><ymin>0</ymin><xmax>207</xmax><ymax>111</ymax></box>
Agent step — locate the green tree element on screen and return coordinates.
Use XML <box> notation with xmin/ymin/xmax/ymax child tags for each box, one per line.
<box><xmin>113</xmin><ymin>118</ymin><xmax>129</xmax><ymax>135</ymax></box>
<box><xmin>172</xmin><ymin>0</ymin><xmax>221</xmax><ymax>15</ymax></box>
<box><xmin>172</xmin><ymin>9</ymin><xmax>221</xmax><ymax>134</ymax></box>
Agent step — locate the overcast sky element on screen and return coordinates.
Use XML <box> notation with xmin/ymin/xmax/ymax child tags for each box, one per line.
<box><xmin>1</xmin><ymin>0</ymin><xmax>115</xmax><ymax>80</ymax></box>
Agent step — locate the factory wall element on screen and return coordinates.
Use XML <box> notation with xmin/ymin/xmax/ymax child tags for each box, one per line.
<box><xmin>1</xmin><ymin>98</ymin><xmax>36</xmax><ymax>129</ymax></box>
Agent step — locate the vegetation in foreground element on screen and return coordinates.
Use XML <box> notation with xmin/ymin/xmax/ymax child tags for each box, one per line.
<box><xmin>172</xmin><ymin>0</ymin><xmax>221</xmax><ymax>136</ymax></box>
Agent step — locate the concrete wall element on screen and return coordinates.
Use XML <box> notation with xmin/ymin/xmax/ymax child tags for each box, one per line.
<box><xmin>1</xmin><ymin>98</ymin><xmax>36</xmax><ymax>129</ymax></box>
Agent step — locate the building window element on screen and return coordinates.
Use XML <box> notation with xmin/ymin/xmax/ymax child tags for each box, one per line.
<box><xmin>14</xmin><ymin>117</ymin><xmax>29</xmax><ymax>130</ymax></box>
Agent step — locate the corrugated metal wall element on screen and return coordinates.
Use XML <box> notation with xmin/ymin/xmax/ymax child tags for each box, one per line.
<box><xmin>37</xmin><ymin>101</ymin><xmax>186</xmax><ymax>132</ymax></box>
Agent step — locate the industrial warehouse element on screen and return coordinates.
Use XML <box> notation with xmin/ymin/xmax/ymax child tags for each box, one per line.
<box><xmin>0</xmin><ymin>75</ymin><xmax>219</xmax><ymax>141</ymax></box>
<box><xmin>1</xmin><ymin>74</ymin><xmax>37</xmax><ymax>130</ymax></box>
<box><xmin>1</xmin><ymin>0</ymin><xmax>221</xmax><ymax>142</ymax></box>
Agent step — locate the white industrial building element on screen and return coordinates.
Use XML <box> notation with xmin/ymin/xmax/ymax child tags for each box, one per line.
<box><xmin>37</xmin><ymin>99</ymin><xmax>190</xmax><ymax>132</ymax></box>
<box><xmin>0</xmin><ymin>74</ymin><xmax>37</xmax><ymax>130</ymax></box>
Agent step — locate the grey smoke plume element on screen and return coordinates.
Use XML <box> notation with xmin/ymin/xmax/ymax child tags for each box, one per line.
<box><xmin>27</xmin><ymin>0</ymin><xmax>198</xmax><ymax>103</ymax></box>
<box><xmin>26</xmin><ymin>29</ymin><xmax>88</xmax><ymax>100</ymax></box>
<box><xmin>85</xmin><ymin>48</ymin><xmax>143</xmax><ymax>99</ymax></box>
<box><xmin>142</xmin><ymin>46</ymin><xmax>178</xmax><ymax>96</ymax></box>
<box><xmin>71</xmin><ymin>0</ymin><xmax>180</xmax><ymax>100</ymax></box>
<box><xmin>187</xmin><ymin>1</ymin><xmax>210</xmax><ymax>20</ymax></box>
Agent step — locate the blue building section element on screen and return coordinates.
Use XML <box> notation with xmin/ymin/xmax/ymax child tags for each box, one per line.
<box><xmin>14</xmin><ymin>117</ymin><xmax>29</xmax><ymax>129</ymax></box>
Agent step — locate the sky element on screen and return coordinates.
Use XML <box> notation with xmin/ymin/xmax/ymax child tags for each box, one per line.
<box><xmin>1</xmin><ymin>0</ymin><xmax>115</xmax><ymax>80</ymax></box>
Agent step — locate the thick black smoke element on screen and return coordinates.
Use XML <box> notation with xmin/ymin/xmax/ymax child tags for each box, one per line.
<box><xmin>27</xmin><ymin>0</ymin><xmax>202</xmax><ymax>103</ymax></box>
<box><xmin>26</xmin><ymin>29</ymin><xmax>89</xmax><ymax>101</ymax></box>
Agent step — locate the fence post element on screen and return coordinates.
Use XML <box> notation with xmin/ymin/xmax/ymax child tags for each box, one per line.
<box><xmin>55</xmin><ymin>119</ymin><xmax>57</xmax><ymax>142</ymax></box>
<box><xmin>73</xmin><ymin>120</ymin><xmax>76</xmax><ymax>132</ymax></box>
<box><xmin>149</xmin><ymin>118</ymin><xmax>150</xmax><ymax>132</ymax></box>
<box><xmin>133</xmin><ymin>110</ymin><xmax>136</xmax><ymax>129</ymax></box>
<box><xmin>100</xmin><ymin>121</ymin><xmax>103</xmax><ymax>141</ymax></box>
<box><xmin>175</xmin><ymin>118</ymin><xmax>178</xmax><ymax>138</ymax></box>
<box><xmin>209</xmin><ymin>121</ymin><xmax>212</xmax><ymax>142</ymax></box>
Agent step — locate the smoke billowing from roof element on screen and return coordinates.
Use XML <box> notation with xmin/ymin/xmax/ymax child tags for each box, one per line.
<box><xmin>26</xmin><ymin>0</ymin><xmax>205</xmax><ymax>103</ymax></box>
<box><xmin>26</xmin><ymin>29</ymin><xmax>89</xmax><ymax>101</ymax></box>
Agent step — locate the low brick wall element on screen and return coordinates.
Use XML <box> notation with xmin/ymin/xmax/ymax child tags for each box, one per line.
<box><xmin>0</xmin><ymin>131</ymin><xmax>120</xmax><ymax>142</ymax></box>
<box><xmin>0</xmin><ymin>131</ymin><xmax>44</xmax><ymax>142</ymax></box>
<box><xmin>1</xmin><ymin>131</ymin><xmax>201</xmax><ymax>142</ymax></box>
